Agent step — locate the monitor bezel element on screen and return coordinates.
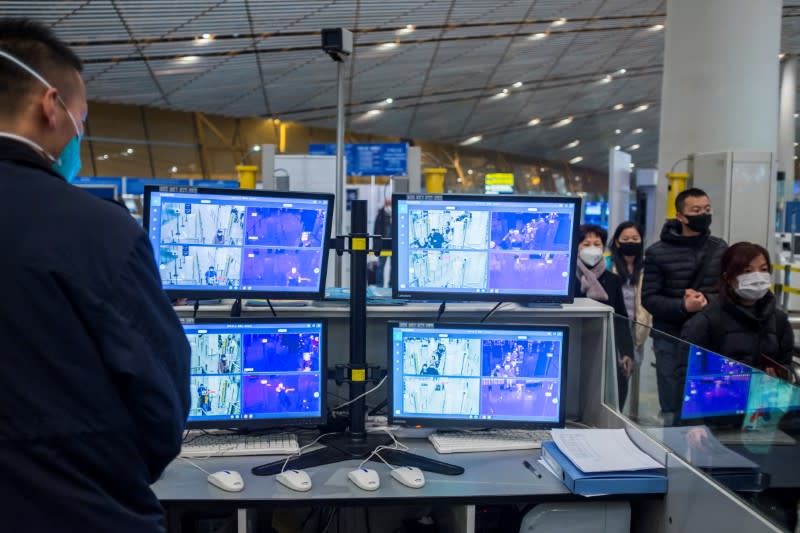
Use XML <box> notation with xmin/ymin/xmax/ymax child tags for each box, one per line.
<box><xmin>391</xmin><ymin>193</ymin><xmax>581</xmax><ymax>304</ymax></box>
<box><xmin>386</xmin><ymin>321</ymin><xmax>569</xmax><ymax>430</ymax></box>
<box><xmin>143</xmin><ymin>186</ymin><xmax>335</xmax><ymax>300</ymax></box>
<box><xmin>76</xmin><ymin>183</ymin><xmax>119</xmax><ymax>200</ymax></box>
<box><xmin>183</xmin><ymin>317</ymin><xmax>328</xmax><ymax>430</ymax></box>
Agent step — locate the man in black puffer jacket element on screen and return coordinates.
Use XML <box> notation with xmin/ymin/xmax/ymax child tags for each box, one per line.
<box><xmin>642</xmin><ymin>188</ymin><xmax>727</xmax><ymax>420</ymax></box>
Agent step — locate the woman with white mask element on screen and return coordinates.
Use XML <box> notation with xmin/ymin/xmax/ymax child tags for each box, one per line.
<box><xmin>576</xmin><ymin>224</ymin><xmax>635</xmax><ymax>407</ymax></box>
<box><xmin>682</xmin><ymin>242</ymin><xmax>793</xmax><ymax>378</ymax></box>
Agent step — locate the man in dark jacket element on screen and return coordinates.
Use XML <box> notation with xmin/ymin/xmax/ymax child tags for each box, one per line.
<box><xmin>0</xmin><ymin>19</ymin><xmax>189</xmax><ymax>532</ymax></box>
<box><xmin>373</xmin><ymin>198</ymin><xmax>392</xmax><ymax>287</ymax></box>
<box><xmin>642</xmin><ymin>188</ymin><xmax>727</xmax><ymax>420</ymax></box>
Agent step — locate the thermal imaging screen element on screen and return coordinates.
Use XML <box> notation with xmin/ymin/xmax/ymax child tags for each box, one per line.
<box><xmin>394</xmin><ymin>195</ymin><xmax>578</xmax><ymax>299</ymax></box>
<box><xmin>680</xmin><ymin>346</ymin><xmax>753</xmax><ymax>420</ymax></box>
<box><xmin>184</xmin><ymin>321</ymin><xmax>324</xmax><ymax>423</ymax></box>
<box><xmin>390</xmin><ymin>325</ymin><xmax>566</xmax><ymax>425</ymax></box>
<box><xmin>146</xmin><ymin>189</ymin><xmax>332</xmax><ymax>296</ymax></box>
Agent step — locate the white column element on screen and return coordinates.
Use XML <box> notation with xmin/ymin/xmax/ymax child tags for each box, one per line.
<box><xmin>608</xmin><ymin>148</ymin><xmax>631</xmax><ymax>235</ymax></box>
<box><xmin>653</xmin><ymin>0</ymin><xmax>782</xmax><ymax>244</ymax></box>
<box><xmin>779</xmin><ymin>57</ymin><xmax>797</xmax><ymax>202</ymax></box>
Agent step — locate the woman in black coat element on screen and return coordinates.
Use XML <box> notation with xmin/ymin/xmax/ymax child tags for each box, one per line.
<box><xmin>575</xmin><ymin>224</ymin><xmax>634</xmax><ymax>407</ymax></box>
<box><xmin>682</xmin><ymin>242</ymin><xmax>793</xmax><ymax>377</ymax></box>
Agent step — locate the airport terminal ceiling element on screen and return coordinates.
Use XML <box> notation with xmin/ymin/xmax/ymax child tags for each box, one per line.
<box><xmin>6</xmin><ymin>0</ymin><xmax>800</xmax><ymax>173</ymax></box>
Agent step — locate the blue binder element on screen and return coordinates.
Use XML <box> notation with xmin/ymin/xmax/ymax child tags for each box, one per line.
<box><xmin>541</xmin><ymin>441</ymin><xmax>667</xmax><ymax>496</ymax></box>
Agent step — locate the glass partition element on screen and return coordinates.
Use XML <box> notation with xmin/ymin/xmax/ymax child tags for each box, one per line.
<box><xmin>608</xmin><ymin>313</ymin><xmax>800</xmax><ymax>531</ymax></box>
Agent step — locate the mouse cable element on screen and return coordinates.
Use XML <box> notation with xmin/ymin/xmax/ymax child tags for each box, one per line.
<box><xmin>180</xmin><ymin>457</ymin><xmax>213</xmax><ymax>476</ymax></box>
<box><xmin>358</xmin><ymin>429</ymin><xmax>408</xmax><ymax>470</ymax></box>
<box><xmin>332</xmin><ymin>375</ymin><xmax>387</xmax><ymax>410</ymax></box>
<box><xmin>280</xmin><ymin>431</ymin><xmax>340</xmax><ymax>473</ymax></box>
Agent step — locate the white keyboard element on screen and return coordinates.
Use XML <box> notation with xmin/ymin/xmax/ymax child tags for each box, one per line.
<box><xmin>429</xmin><ymin>429</ymin><xmax>552</xmax><ymax>454</ymax></box>
<box><xmin>181</xmin><ymin>433</ymin><xmax>300</xmax><ymax>457</ymax></box>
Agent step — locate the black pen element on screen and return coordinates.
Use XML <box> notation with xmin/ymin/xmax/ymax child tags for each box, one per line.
<box><xmin>523</xmin><ymin>460</ymin><xmax>542</xmax><ymax>478</ymax></box>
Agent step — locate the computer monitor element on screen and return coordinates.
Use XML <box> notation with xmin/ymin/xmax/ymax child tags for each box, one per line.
<box><xmin>183</xmin><ymin>319</ymin><xmax>326</xmax><ymax>429</ymax></box>
<box><xmin>388</xmin><ymin>323</ymin><xmax>568</xmax><ymax>429</ymax></box>
<box><xmin>392</xmin><ymin>194</ymin><xmax>581</xmax><ymax>304</ymax></box>
<box><xmin>144</xmin><ymin>187</ymin><xmax>334</xmax><ymax>299</ymax></box>
<box><xmin>76</xmin><ymin>183</ymin><xmax>118</xmax><ymax>201</ymax></box>
<box><xmin>678</xmin><ymin>345</ymin><xmax>753</xmax><ymax>424</ymax></box>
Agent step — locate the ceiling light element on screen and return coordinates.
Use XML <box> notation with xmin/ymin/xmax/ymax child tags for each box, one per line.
<box><xmin>795</xmin><ymin>113</ymin><xmax>799</xmax><ymax>119</ymax></box>
<box><xmin>617</xmin><ymin>68</ymin><xmax>627</xmax><ymax>75</ymax></box>
<box><xmin>502</xmin><ymin>88</ymin><xmax>509</xmax><ymax>94</ymax></box>
<box><xmin>460</xmin><ymin>135</ymin><xmax>483</xmax><ymax>146</ymax></box>
<box><xmin>613</xmin><ymin>104</ymin><xmax>624</xmax><ymax>110</ymax></box>
<box><xmin>396</xmin><ymin>24</ymin><xmax>415</xmax><ymax>36</ymax></box>
<box><xmin>650</xmin><ymin>24</ymin><xmax>664</xmax><ymax>31</ymax></box>
<box><xmin>569</xmin><ymin>156</ymin><xmax>583</xmax><ymax>164</ymax></box>
<box><xmin>528</xmin><ymin>118</ymin><xmax>541</xmax><ymax>126</ymax></box>
<box><xmin>468</xmin><ymin>169</ymin><xmax>474</xmax><ymax>175</ymax></box>
<box><xmin>512</xmin><ymin>81</ymin><xmax>523</xmax><ymax>88</ymax></box>
<box><xmin>171</xmin><ymin>166</ymin><xmax>178</xmax><ymax>173</ymax></box>
<box><xmin>632</xmin><ymin>104</ymin><xmax>649</xmax><ymax>113</ymax></box>
<box><xmin>529</xmin><ymin>33</ymin><xmax>547</xmax><ymax>40</ymax></box>
<box><xmin>795</xmin><ymin>142</ymin><xmax>799</xmax><ymax>147</ymax></box>
<box><xmin>377</xmin><ymin>42</ymin><xmax>398</xmax><ymax>51</ymax></box>
<box><xmin>201</xmin><ymin>33</ymin><xmax>212</xmax><ymax>39</ymax></box>
<box><xmin>600</xmin><ymin>75</ymin><xmax>612</xmax><ymax>84</ymax></box>
<box><xmin>274</xmin><ymin>118</ymin><xmax>281</xmax><ymax>124</ymax></box>
<box><xmin>494</xmin><ymin>91</ymin><xmax>508</xmax><ymax>99</ymax></box>
<box><xmin>385</xmin><ymin>97</ymin><xmax>393</xmax><ymax>104</ymax></box>
<box><xmin>552</xmin><ymin>18</ymin><xmax>567</xmax><ymax>27</ymax></box>
<box><xmin>177</xmin><ymin>55</ymin><xmax>200</xmax><ymax>64</ymax></box>
<box><xmin>364</xmin><ymin>109</ymin><xmax>383</xmax><ymax>118</ymax></box>
<box><xmin>630</xmin><ymin>163</ymin><xmax>636</xmax><ymax>168</ymax></box>
<box><xmin>629</xmin><ymin>144</ymin><xmax>640</xmax><ymax>150</ymax></box>
<box><xmin>633</xmin><ymin>128</ymin><xmax>643</xmax><ymax>134</ymax></box>
<box><xmin>614</xmin><ymin>145</ymin><xmax>621</xmax><ymax>151</ymax></box>
<box><xmin>780</xmin><ymin>52</ymin><xmax>787</xmax><ymax>60</ymax></box>
<box><xmin>253</xmin><ymin>145</ymin><xmax>262</xmax><ymax>152</ymax></box>
<box><xmin>615</xmin><ymin>129</ymin><xmax>622</xmax><ymax>134</ymax></box>
<box><xmin>564</xmin><ymin>139</ymin><xmax>580</xmax><ymax>149</ymax></box>
<box><xmin>552</xmin><ymin>116</ymin><xmax>573</xmax><ymax>128</ymax></box>
<box><xmin>126</xmin><ymin>148</ymin><xmax>134</xmax><ymax>154</ymax></box>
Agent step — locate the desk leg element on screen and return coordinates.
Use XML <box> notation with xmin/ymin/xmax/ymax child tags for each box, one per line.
<box><xmin>236</xmin><ymin>508</ymin><xmax>253</xmax><ymax>533</ymax></box>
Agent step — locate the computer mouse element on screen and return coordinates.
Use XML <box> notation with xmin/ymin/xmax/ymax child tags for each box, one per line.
<box><xmin>390</xmin><ymin>466</ymin><xmax>425</xmax><ymax>488</ymax></box>
<box><xmin>207</xmin><ymin>470</ymin><xmax>244</xmax><ymax>492</ymax></box>
<box><xmin>347</xmin><ymin>467</ymin><xmax>380</xmax><ymax>491</ymax></box>
<box><xmin>275</xmin><ymin>469</ymin><xmax>312</xmax><ymax>492</ymax></box>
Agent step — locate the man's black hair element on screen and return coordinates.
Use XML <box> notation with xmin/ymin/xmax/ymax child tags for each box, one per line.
<box><xmin>0</xmin><ymin>18</ymin><xmax>82</xmax><ymax>117</ymax></box>
<box><xmin>675</xmin><ymin>187</ymin><xmax>708</xmax><ymax>214</ymax></box>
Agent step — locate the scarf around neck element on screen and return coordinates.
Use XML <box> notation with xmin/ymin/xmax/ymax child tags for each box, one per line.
<box><xmin>577</xmin><ymin>259</ymin><xmax>609</xmax><ymax>302</ymax></box>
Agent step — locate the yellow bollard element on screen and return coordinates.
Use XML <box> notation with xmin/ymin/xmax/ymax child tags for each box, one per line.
<box><xmin>423</xmin><ymin>167</ymin><xmax>447</xmax><ymax>193</ymax></box>
<box><xmin>665</xmin><ymin>172</ymin><xmax>689</xmax><ymax>219</ymax></box>
<box><xmin>236</xmin><ymin>165</ymin><xmax>258</xmax><ymax>190</ymax></box>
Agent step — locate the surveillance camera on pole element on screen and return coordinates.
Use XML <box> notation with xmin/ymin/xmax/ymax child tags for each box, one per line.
<box><xmin>322</xmin><ymin>28</ymin><xmax>352</xmax><ymax>286</ymax></box>
<box><xmin>321</xmin><ymin>28</ymin><xmax>353</xmax><ymax>62</ymax></box>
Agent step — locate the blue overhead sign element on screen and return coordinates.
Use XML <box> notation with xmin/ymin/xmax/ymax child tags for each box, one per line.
<box><xmin>308</xmin><ymin>143</ymin><xmax>408</xmax><ymax>176</ymax></box>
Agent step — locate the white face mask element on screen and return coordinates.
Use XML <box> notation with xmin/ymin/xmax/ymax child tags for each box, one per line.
<box><xmin>733</xmin><ymin>271</ymin><xmax>772</xmax><ymax>301</ymax></box>
<box><xmin>579</xmin><ymin>246</ymin><xmax>604</xmax><ymax>267</ymax></box>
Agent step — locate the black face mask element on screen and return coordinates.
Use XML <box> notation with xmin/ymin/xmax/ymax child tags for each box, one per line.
<box><xmin>683</xmin><ymin>213</ymin><xmax>712</xmax><ymax>233</ymax></box>
<box><xmin>618</xmin><ymin>242</ymin><xmax>643</xmax><ymax>257</ymax></box>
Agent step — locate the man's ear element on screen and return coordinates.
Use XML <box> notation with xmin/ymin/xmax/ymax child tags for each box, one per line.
<box><xmin>40</xmin><ymin>87</ymin><xmax>60</xmax><ymax>129</ymax></box>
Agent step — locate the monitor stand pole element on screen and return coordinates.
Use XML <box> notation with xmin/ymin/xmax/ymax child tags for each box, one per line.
<box><xmin>252</xmin><ymin>200</ymin><xmax>463</xmax><ymax>477</ymax></box>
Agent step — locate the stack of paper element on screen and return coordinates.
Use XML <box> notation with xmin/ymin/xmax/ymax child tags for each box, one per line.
<box><xmin>540</xmin><ymin>429</ymin><xmax>667</xmax><ymax>496</ymax></box>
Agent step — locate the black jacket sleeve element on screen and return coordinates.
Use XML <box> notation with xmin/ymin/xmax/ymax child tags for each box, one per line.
<box><xmin>642</xmin><ymin>248</ymin><xmax>687</xmax><ymax>323</ymax></box>
<box><xmin>777</xmin><ymin>311</ymin><xmax>795</xmax><ymax>367</ymax></box>
<box><xmin>97</xmin><ymin>234</ymin><xmax>190</xmax><ymax>482</ymax></box>
<box><xmin>604</xmin><ymin>273</ymin><xmax>634</xmax><ymax>359</ymax></box>
<box><xmin>681</xmin><ymin>312</ymin><xmax>713</xmax><ymax>351</ymax></box>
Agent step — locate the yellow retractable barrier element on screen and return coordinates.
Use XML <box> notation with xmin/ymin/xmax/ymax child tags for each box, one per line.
<box><xmin>423</xmin><ymin>167</ymin><xmax>446</xmax><ymax>194</ymax></box>
<box><xmin>666</xmin><ymin>172</ymin><xmax>689</xmax><ymax>219</ymax></box>
<box><xmin>236</xmin><ymin>165</ymin><xmax>258</xmax><ymax>190</ymax></box>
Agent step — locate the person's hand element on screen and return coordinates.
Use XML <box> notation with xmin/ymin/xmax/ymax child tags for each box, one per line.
<box><xmin>684</xmin><ymin>290</ymin><xmax>707</xmax><ymax>313</ymax></box>
<box><xmin>686</xmin><ymin>427</ymin><xmax>711</xmax><ymax>455</ymax></box>
<box><xmin>620</xmin><ymin>356</ymin><xmax>634</xmax><ymax>378</ymax></box>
